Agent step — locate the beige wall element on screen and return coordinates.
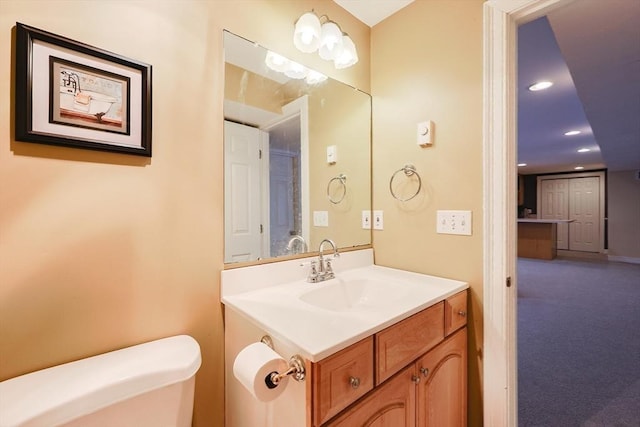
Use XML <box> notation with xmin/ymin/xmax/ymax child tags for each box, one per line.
<box><xmin>370</xmin><ymin>1</ymin><xmax>485</xmax><ymax>425</ymax></box>
<box><xmin>608</xmin><ymin>170</ymin><xmax>640</xmax><ymax>260</ymax></box>
<box><xmin>0</xmin><ymin>1</ymin><xmax>369</xmax><ymax>426</ymax></box>
<box><xmin>308</xmin><ymin>81</ymin><xmax>371</xmax><ymax>250</ymax></box>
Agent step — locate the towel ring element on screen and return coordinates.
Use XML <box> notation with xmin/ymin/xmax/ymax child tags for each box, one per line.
<box><xmin>327</xmin><ymin>174</ymin><xmax>347</xmax><ymax>204</ymax></box>
<box><xmin>389</xmin><ymin>164</ymin><xmax>422</xmax><ymax>202</ymax></box>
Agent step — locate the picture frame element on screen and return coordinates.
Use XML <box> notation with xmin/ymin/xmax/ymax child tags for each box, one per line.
<box><xmin>15</xmin><ymin>22</ymin><xmax>152</xmax><ymax>156</ymax></box>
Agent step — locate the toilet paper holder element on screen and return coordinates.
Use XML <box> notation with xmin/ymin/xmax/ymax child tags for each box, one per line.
<box><xmin>260</xmin><ymin>335</ymin><xmax>306</xmax><ymax>385</ymax></box>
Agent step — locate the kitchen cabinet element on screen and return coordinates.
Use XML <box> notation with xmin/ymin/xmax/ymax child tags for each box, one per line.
<box><xmin>312</xmin><ymin>290</ymin><xmax>468</xmax><ymax>426</ymax></box>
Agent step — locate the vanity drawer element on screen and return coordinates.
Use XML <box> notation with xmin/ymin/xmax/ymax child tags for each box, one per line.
<box><xmin>445</xmin><ymin>290</ymin><xmax>468</xmax><ymax>336</ymax></box>
<box><xmin>375</xmin><ymin>302</ymin><xmax>444</xmax><ymax>384</ymax></box>
<box><xmin>312</xmin><ymin>336</ymin><xmax>374</xmax><ymax>426</ymax></box>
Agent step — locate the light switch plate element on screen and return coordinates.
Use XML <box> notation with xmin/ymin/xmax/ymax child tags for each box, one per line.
<box><xmin>373</xmin><ymin>210</ymin><xmax>384</xmax><ymax>230</ymax></box>
<box><xmin>436</xmin><ymin>210</ymin><xmax>472</xmax><ymax>235</ymax></box>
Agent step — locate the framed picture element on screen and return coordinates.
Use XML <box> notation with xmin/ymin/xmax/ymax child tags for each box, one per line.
<box><xmin>15</xmin><ymin>23</ymin><xmax>152</xmax><ymax>156</ymax></box>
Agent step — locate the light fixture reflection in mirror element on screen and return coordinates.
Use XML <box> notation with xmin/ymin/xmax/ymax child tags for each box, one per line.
<box><xmin>223</xmin><ymin>30</ymin><xmax>371</xmax><ymax>265</ymax></box>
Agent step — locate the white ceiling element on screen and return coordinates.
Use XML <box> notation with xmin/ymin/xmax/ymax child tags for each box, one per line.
<box><xmin>332</xmin><ymin>0</ymin><xmax>415</xmax><ymax>27</ymax></box>
<box><xmin>335</xmin><ymin>0</ymin><xmax>640</xmax><ymax>175</ymax></box>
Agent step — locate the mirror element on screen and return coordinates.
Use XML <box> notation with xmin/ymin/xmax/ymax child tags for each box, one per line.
<box><xmin>223</xmin><ymin>30</ymin><xmax>371</xmax><ymax>264</ymax></box>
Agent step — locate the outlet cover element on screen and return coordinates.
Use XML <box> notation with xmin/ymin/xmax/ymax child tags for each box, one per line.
<box><xmin>362</xmin><ymin>210</ymin><xmax>371</xmax><ymax>229</ymax></box>
<box><xmin>373</xmin><ymin>210</ymin><xmax>384</xmax><ymax>230</ymax></box>
<box><xmin>436</xmin><ymin>210</ymin><xmax>472</xmax><ymax>235</ymax></box>
<box><xmin>313</xmin><ymin>211</ymin><xmax>329</xmax><ymax>227</ymax></box>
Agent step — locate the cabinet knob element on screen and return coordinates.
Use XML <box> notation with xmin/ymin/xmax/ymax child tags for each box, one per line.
<box><xmin>411</xmin><ymin>375</ymin><xmax>421</xmax><ymax>384</ymax></box>
<box><xmin>349</xmin><ymin>376</ymin><xmax>360</xmax><ymax>389</ymax></box>
<box><xmin>458</xmin><ymin>310</ymin><xmax>467</xmax><ymax>317</ymax></box>
<box><xmin>420</xmin><ymin>367</ymin><xmax>429</xmax><ymax>378</ymax></box>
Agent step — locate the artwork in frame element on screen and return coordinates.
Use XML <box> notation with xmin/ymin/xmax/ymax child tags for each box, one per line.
<box><xmin>15</xmin><ymin>22</ymin><xmax>152</xmax><ymax>156</ymax></box>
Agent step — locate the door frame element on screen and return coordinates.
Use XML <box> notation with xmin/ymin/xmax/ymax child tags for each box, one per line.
<box><xmin>483</xmin><ymin>0</ymin><xmax>576</xmax><ymax>424</ymax></box>
<box><xmin>263</xmin><ymin>95</ymin><xmax>310</xmax><ymax>247</ymax></box>
<box><xmin>536</xmin><ymin>171</ymin><xmax>606</xmax><ymax>253</ymax></box>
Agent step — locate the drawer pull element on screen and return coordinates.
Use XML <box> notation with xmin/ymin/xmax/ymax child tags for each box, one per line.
<box><xmin>411</xmin><ymin>375</ymin><xmax>421</xmax><ymax>384</ymax></box>
<box><xmin>458</xmin><ymin>310</ymin><xmax>467</xmax><ymax>317</ymax></box>
<box><xmin>420</xmin><ymin>367</ymin><xmax>429</xmax><ymax>378</ymax></box>
<box><xmin>349</xmin><ymin>376</ymin><xmax>361</xmax><ymax>389</ymax></box>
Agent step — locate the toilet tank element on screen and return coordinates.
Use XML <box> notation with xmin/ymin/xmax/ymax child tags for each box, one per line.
<box><xmin>0</xmin><ymin>335</ymin><xmax>201</xmax><ymax>427</ymax></box>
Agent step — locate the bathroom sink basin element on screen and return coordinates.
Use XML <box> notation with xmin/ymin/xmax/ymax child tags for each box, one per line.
<box><xmin>299</xmin><ymin>278</ymin><xmax>410</xmax><ymax>311</ymax></box>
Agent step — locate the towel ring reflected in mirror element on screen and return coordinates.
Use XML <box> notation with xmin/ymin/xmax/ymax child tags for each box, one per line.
<box><xmin>389</xmin><ymin>164</ymin><xmax>422</xmax><ymax>202</ymax></box>
<box><xmin>327</xmin><ymin>174</ymin><xmax>347</xmax><ymax>204</ymax></box>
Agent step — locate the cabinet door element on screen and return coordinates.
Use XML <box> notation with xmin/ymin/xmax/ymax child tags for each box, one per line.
<box><xmin>416</xmin><ymin>328</ymin><xmax>467</xmax><ymax>427</ymax></box>
<box><xmin>325</xmin><ymin>365</ymin><xmax>416</xmax><ymax>427</ymax></box>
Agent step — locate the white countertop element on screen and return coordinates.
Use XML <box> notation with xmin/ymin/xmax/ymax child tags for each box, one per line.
<box><xmin>221</xmin><ymin>250</ymin><xmax>468</xmax><ymax>362</ymax></box>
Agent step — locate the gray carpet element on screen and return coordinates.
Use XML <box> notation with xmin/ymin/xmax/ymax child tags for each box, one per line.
<box><xmin>517</xmin><ymin>257</ymin><xmax>640</xmax><ymax>427</ymax></box>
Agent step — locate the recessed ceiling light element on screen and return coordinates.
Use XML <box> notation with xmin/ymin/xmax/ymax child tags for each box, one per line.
<box><xmin>528</xmin><ymin>81</ymin><xmax>553</xmax><ymax>91</ymax></box>
<box><xmin>577</xmin><ymin>148</ymin><xmax>591</xmax><ymax>153</ymax></box>
<box><xmin>517</xmin><ymin>163</ymin><xmax>527</xmax><ymax>167</ymax></box>
<box><xmin>574</xmin><ymin>166</ymin><xmax>585</xmax><ymax>170</ymax></box>
<box><xmin>564</xmin><ymin>130</ymin><xmax>581</xmax><ymax>136</ymax></box>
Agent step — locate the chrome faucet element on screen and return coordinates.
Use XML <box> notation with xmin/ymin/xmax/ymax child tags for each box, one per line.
<box><xmin>307</xmin><ymin>239</ymin><xmax>339</xmax><ymax>283</ymax></box>
<box><xmin>286</xmin><ymin>235</ymin><xmax>308</xmax><ymax>254</ymax></box>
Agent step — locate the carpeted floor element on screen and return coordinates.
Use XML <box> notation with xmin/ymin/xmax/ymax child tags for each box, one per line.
<box><xmin>517</xmin><ymin>257</ymin><xmax>640</xmax><ymax>427</ymax></box>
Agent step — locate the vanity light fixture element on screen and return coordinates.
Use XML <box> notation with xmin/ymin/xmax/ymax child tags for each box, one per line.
<box><xmin>564</xmin><ymin>130</ymin><xmax>581</xmax><ymax>136</ymax></box>
<box><xmin>265</xmin><ymin>50</ymin><xmax>328</xmax><ymax>84</ymax></box>
<box><xmin>293</xmin><ymin>11</ymin><xmax>359</xmax><ymax>69</ymax></box>
<box><xmin>517</xmin><ymin>163</ymin><xmax>527</xmax><ymax>167</ymax></box>
<box><xmin>528</xmin><ymin>81</ymin><xmax>553</xmax><ymax>91</ymax></box>
<box><xmin>574</xmin><ymin>166</ymin><xmax>585</xmax><ymax>170</ymax></box>
<box><xmin>577</xmin><ymin>148</ymin><xmax>591</xmax><ymax>153</ymax></box>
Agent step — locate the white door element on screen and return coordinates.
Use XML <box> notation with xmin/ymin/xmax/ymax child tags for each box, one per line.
<box><xmin>569</xmin><ymin>176</ymin><xmax>600</xmax><ymax>252</ymax></box>
<box><xmin>539</xmin><ymin>178</ymin><xmax>569</xmax><ymax>250</ymax></box>
<box><xmin>224</xmin><ymin>120</ymin><xmax>265</xmax><ymax>262</ymax></box>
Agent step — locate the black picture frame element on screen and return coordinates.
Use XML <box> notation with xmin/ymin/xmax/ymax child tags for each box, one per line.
<box><xmin>15</xmin><ymin>22</ymin><xmax>152</xmax><ymax>156</ymax></box>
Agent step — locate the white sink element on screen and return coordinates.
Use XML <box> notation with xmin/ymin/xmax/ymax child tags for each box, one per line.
<box><xmin>299</xmin><ymin>278</ymin><xmax>410</xmax><ymax>311</ymax></box>
<box><xmin>221</xmin><ymin>252</ymin><xmax>468</xmax><ymax>361</ymax></box>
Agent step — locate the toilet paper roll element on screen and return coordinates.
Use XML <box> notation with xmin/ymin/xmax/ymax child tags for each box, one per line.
<box><xmin>233</xmin><ymin>342</ymin><xmax>290</xmax><ymax>402</ymax></box>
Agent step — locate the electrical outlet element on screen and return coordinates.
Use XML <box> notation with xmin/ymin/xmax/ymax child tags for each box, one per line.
<box><xmin>436</xmin><ymin>210</ymin><xmax>472</xmax><ymax>235</ymax></box>
<box><xmin>313</xmin><ymin>211</ymin><xmax>329</xmax><ymax>227</ymax></box>
<box><xmin>362</xmin><ymin>210</ymin><xmax>371</xmax><ymax>229</ymax></box>
<box><xmin>373</xmin><ymin>210</ymin><xmax>384</xmax><ymax>230</ymax></box>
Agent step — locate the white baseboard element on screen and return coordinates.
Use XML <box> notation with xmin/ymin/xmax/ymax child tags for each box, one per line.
<box><xmin>608</xmin><ymin>255</ymin><xmax>640</xmax><ymax>265</ymax></box>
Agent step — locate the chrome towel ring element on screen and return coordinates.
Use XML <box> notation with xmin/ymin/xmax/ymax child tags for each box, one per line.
<box><xmin>327</xmin><ymin>174</ymin><xmax>347</xmax><ymax>204</ymax></box>
<box><xmin>389</xmin><ymin>164</ymin><xmax>422</xmax><ymax>202</ymax></box>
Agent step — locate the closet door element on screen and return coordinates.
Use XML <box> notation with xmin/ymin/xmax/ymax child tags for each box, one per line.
<box><xmin>540</xmin><ymin>179</ymin><xmax>569</xmax><ymax>250</ymax></box>
<box><xmin>569</xmin><ymin>177</ymin><xmax>600</xmax><ymax>252</ymax></box>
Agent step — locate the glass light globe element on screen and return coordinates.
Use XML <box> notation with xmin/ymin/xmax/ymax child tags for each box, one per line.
<box><xmin>293</xmin><ymin>12</ymin><xmax>321</xmax><ymax>53</ymax></box>
<box><xmin>318</xmin><ymin>21</ymin><xmax>343</xmax><ymax>60</ymax></box>
<box><xmin>334</xmin><ymin>34</ymin><xmax>358</xmax><ymax>69</ymax></box>
<box><xmin>284</xmin><ymin>61</ymin><xmax>308</xmax><ymax>79</ymax></box>
<box><xmin>265</xmin><ymin>51</ymin><xmax>290</xmax><ymax>72</ymax></box>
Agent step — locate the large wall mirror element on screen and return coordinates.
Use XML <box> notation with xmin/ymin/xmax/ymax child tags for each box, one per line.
<box><xmin>223</xmin><ymin>30</ymin><xmax>372</xmax><ymax>264</ymax></box>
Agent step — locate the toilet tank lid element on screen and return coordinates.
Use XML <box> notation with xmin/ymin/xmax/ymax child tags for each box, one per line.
<box><xmin>0</xmin><ymin>335</ymin><xmax>201</xmax><ymax>427</ymax></box>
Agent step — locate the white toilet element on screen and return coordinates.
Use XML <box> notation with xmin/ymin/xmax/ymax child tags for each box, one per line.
<box><xmin>0</xmin><ymin>335</ymin><xmax>201</xmax><ymax>427</ymax></box>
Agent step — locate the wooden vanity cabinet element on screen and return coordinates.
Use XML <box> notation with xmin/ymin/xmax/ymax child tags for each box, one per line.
<box><xmin>311</xmin><ymin>290</ymin><xmax>468</xmax><ymax>427</ymax></box>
